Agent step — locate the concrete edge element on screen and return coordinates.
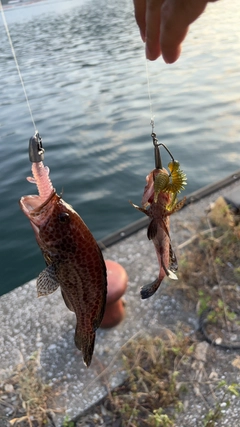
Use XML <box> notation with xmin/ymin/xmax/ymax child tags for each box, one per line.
<box><xmin>98</xmin><ymin>169</ymin><xmax>240</xmax><ymax>249</ymax></box>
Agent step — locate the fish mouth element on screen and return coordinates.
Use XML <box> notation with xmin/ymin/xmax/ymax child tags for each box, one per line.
<box><xmin>19</xmin><ymin>189</ymin><xmax>57</xmax><ymax>226</ymax></box>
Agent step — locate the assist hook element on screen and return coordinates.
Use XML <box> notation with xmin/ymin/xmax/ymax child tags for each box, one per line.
<box><xmin>29</xmin><ymin>131</ymin><xmax>44</xmax><ymax>163</ymax></box>
<box><xmin>151</xmin><ymin>132</ymin><xmax>162</xmax><ymax>170</ymax></box>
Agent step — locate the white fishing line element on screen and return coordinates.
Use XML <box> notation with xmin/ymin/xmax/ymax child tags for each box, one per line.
<box><xmin>0</xmin><ymin>0</ymin><xmax>37</xmax><ymax>132</ymax></box>
<box><xmin>145</xmin><ymin>58</ymin><xmax>155</xmax><ymax>133</ymax></box>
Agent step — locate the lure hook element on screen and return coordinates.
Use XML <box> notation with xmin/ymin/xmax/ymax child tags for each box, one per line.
<box><xmin>158</xmin><ymin>142</ymin><xmax>175</xmax><ymax>163</ymax></box>
<box><xmin>29</xmin><ymin>131</ymin><xmax>44</xmax><ymax>163</ymax></box>
<box><xmin>151</xmin><ymin>132</ymin><xmax>162</xmax><ymax>170</ymax></box>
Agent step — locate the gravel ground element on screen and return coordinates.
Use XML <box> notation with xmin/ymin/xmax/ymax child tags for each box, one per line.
<box><xmin>75</xmin><ymin>340</ymin><xmax>240</xmax><ymax>427</ymax></box>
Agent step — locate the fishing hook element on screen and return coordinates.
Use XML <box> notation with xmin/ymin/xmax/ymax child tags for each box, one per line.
<box><xmin>151</xmin><ymin>132</ymin><xmax>162</xmax><ymax>170</ymax></box>
<box><xmin>158</xmin><ymin>142</ymin><xmax>175</xmax><ymax>163</ymax></box>
<box><xmin>29</xmin><ymin>131</ymin><xmax>44</xmax><ymax>163</ymax></box>
<box><xmin>151</xmin><ymin>132</ymin><xmax>176</xmax><ymax>175</ymax></box>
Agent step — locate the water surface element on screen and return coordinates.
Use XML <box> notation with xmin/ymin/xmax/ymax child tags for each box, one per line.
<box><xmin>0</xmin><ymin>0</ymin><xmax>240</xmax><ymax>295</ymax></box>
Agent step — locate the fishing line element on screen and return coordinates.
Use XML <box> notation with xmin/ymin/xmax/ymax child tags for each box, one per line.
<box><xmin>145</xmin><ymin>58</ymin><xmax>155</xmax><ymax>134</ymax></box>
<box><xmin>146</xmin><ymin>58</ymin><xmax>166</xmax><ymax>169</ymax></box>
<box><xmin>0</xmin><ymin>0</ymin><xmax>37</xmax><ymax>132</ymax></box>
<box><xmin>145</xmin><ymin>60</ymin><xmax>176</xmax><ymax>167</ymax></box>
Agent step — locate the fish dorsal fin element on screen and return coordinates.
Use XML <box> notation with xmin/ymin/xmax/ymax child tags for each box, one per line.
<box><xmin>147</xmin><ymin>219</ymin><xmax>157</xmax><ymax>240</ymax></box>
<box><xmin>36</xmin><ymin>265</ymin><xmax>60</xmax><ymax>297</ymax></box>
<box><xmin>61</xmin><ymin>289</ymin><xmax>75</xmax><ymax>312</ymax></box>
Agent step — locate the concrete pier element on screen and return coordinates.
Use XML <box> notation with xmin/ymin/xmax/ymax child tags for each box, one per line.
<box><xmin>1</xmin><ymin>170</ymin><xmax>240</xmax><ymax>426</ymax></box>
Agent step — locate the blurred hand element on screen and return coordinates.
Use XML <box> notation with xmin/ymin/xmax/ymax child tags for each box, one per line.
<box><xmin>133</xmin><ymin>0</ymin><xmax>218</xmax><ymax>63</ymax></box>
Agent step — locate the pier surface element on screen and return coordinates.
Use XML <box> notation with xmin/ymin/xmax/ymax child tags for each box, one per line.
<box><xmin>1</xmin><ymin>171</ymin><xmax>240</xmax><ymax>426</ymax></box>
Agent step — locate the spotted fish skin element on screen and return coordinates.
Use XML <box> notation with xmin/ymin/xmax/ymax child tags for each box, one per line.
<box><xmin>131</xmin><ymin>168</ymin><xmax>184</xmax><ymax>299</ymax></box>
<box><xmin>19</xmin><ymin>163</ymin><xmax>107</xmax><ymax>367</ymax></box>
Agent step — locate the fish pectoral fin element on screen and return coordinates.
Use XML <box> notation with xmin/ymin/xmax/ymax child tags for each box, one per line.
<box><xmin>147</xmin><ymin>219</ymin><xmax>157</xmax><ymax>240</ymax></box>
<box><xmin>140</xmin><ymin>277</ymin><xmax>161</xmax><ymax>299</ymax></box>
<box><xmin>26</xmin><ymin>176</ymin><xmax>36</xmax><ymax>184</ymax></box>
<box><xmin>172</xmin><ymin>196</ymin><xmax>186</xmax><ymax>214</ymax></box>
<box><xmin>36</xmin><ymin>265</ymin><xmax>60</xmax><ymax>297</ymax></box>
<box><xmin>61</xmin><ymin>289</ymin><xmax>75</xmax><ymax>312</ymax></box>
<box><xmin>129</xmin><ymin>201</ymin><xmax>149</xmax><ymax>216</ymax></box>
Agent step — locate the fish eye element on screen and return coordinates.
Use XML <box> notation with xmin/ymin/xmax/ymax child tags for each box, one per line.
<box><xmin>58</xmin><ymin>212</ymin><xmax>70</xmax><ymax>224</ymax></box>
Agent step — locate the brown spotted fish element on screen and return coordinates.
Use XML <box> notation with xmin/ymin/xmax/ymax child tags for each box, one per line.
<box><xmin>19</xmin><ymin>132</ymin><xmax>107</xmax><ymax>367</ymax></box>
<box><xmin>131</xmin><ymin>142</ymin><xmax>186</xmax><ymax>299</ymax></box>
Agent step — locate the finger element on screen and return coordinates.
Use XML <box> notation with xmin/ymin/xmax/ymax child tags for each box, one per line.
<box><xmin>160</xmin><ymin>0</ymin><xmax>208</xmax><ymax>63</ymax></box>
<box><xmin>133</xmin><ymin>0</ymin><xmax>147</xmax><ymax>42</ymax></box>
<box><xmin>145</xmin><ymin>0</ymin><xmax>165</xmax><ymax>60</ymax></box>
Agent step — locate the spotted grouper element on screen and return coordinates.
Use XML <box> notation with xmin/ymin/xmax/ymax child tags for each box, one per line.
<box><xmin>19</xmin><ymin>133</ymin><xmax>107</xmax><ymax>367</ymax></box>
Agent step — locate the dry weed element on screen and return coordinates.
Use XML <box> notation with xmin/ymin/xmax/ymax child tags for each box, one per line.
<box><xmin>100</xmin><ymin>332</ymin><xmax>195</xmax><ymax>427</ymax></box>
<box><xmin>0</xmin><ymin>351</ymin><xmax>63</xmax><ymax>427</ymax></box>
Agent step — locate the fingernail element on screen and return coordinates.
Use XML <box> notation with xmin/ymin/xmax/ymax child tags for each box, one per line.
<box><xmin>162</xmin><ymin>46</ymin><xmax>181</xmax><ymax>64</ymax></box>
<box><xmin>162</xmin><ymin>54</ymin><xmax>170</xmax><ymax>64</ymax></box>
<box><xmin>146</xmin><ymin>45</ymin><xmax>160</xmax><ymax>61</ymax></box>
<box><xmin>146</xmin><ymin>46</ymin><xmax>154</xmax><ymax>60</ymax></box>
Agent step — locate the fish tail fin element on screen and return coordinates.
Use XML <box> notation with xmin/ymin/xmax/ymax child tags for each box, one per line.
<box><xmin>166</xmin><ymin>269</ymin><xmax>178</xmax><ymax>280</ymax></box>
<box><xmin>74</xmin><ymin>328</ymin><xmax>95</xmax><ymax>368</ymax></box>
<box><xmin>140</xmin><ymin>277</ymin><xmax>161</xmax><ymax>299</ymax></box>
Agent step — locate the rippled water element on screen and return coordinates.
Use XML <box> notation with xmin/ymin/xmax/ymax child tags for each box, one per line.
<box><xmin>0</xmin><ymin>0</ymin><xmax>240</xmax><ymax>295</ymax></box>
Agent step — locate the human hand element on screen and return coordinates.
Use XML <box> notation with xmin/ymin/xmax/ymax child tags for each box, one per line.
<box><xmin>133</xmin><ymin>0</ymin><xmax>218</xmax><ymax>63</ymax></box>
